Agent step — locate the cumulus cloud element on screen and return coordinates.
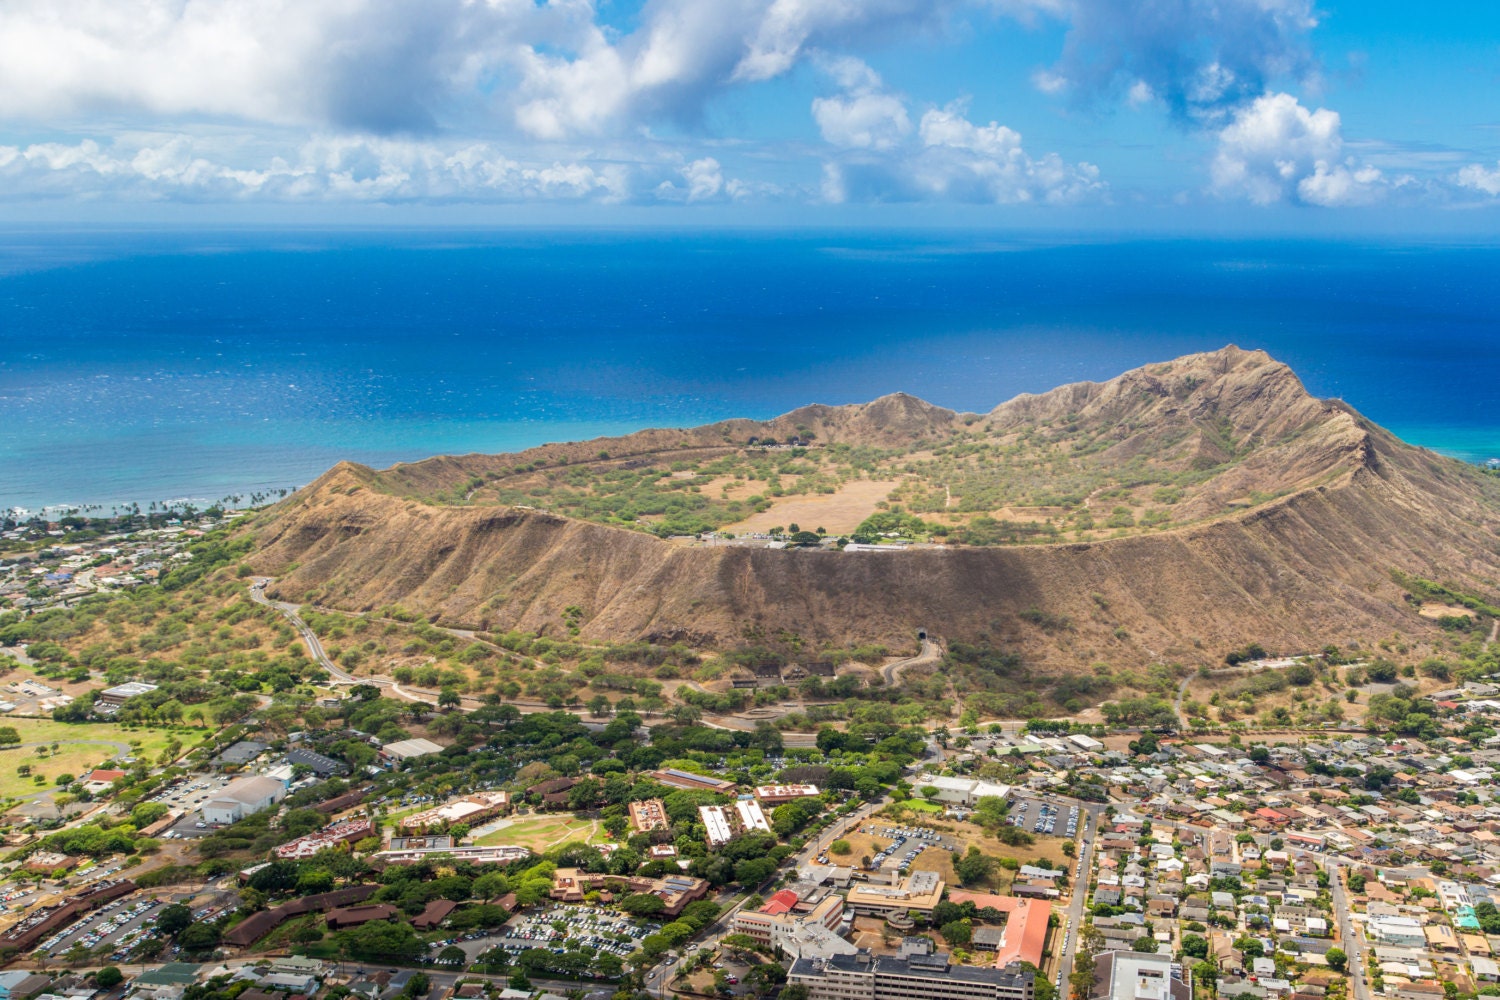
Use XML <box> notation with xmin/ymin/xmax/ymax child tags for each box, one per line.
<box><xmin>811</xmin><ymin>58</ymin><xmax>912</xmax><ymax>150</ymax></box>
<box><xmin>813</xmin><ymin>65</ymin><xmax>1104</xmax><ymax>205</ymax></box>
<box><xmin>1040</xmin><ymin>0</ymin><xmax>1318</xmax><ymax>126</ymax></box>
<box><xmin>1455</xmin><ymin>162</ymin><xmax>1500</xmax><ymax>198</ymax></box>
<box><xmin>1210</xmin><ymin>92</ymin><xmax>1390</xmax><ymax>206</ymax></box>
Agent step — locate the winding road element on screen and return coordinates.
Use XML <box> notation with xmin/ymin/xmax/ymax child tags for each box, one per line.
<box><xmin>881</xmin><ymin>637</ymin><xmax>942</xmax><ymax>687</ymax></box>
<box><xmin>249</xmin><ymin>578</ymin><xmax>371</xmax><ymax>686</ymax></box>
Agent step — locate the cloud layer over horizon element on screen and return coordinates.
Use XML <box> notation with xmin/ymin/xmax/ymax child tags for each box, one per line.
<box><xmin>0</xmin><ymin>0</ymin><xmax>1497</xmax><ymax>215</ymax></box>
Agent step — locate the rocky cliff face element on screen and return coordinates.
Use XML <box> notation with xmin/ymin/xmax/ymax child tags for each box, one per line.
<box><xmin>247</xmin><ymin>347</ymin><xmax>1500</xmax><ymax>669</ymax></box>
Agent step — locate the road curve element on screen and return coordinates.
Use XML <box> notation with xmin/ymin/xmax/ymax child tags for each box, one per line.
<box><xmin>249</xmin><ymin>578</ymin><xmax>372</xmax><ymax>686</ymax></box>
<box><xmin>881</xmin><ymin>638</ymin><xmax>942</xmax><ymax>687</ymax></box>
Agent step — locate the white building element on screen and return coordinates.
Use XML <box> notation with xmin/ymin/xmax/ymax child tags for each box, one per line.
<box><xmin>736</xmin><ymin>799</ymin><xmax>772</xmax><ymax>834</ymax></box>
<box><xmin>201</xmin><ymin>775</ymin><xmax>287</xmax><ymax>825</ymax></box>
<box><xmin>379</xmin><ymin>738</ymin><xmax>443</xmax><ymax>764</ymax></box>
<box><xmin>701</xmin><ymin>805</ymin><xmax>735</xmax><ymax>847</ymax></box>
<box><xmin>915</xmin><ymin>774</ymin><xmax>1011</xmax><ymax>808</ymax></box>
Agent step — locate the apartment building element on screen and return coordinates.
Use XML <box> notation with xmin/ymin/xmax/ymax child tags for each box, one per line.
<box><xmin>789</xmin><ymin>938</ymin><xmax>1034</xmax><ymax>1000</ymax></box>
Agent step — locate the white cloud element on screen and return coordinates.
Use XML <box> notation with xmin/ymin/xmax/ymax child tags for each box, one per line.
<box><xmin>0</xmin><ymin>133</ymin><xmax>646</xmax><ymax>203</ymax></box>
<box><xmin>1211</xmin><ymin>92</ymin><xmax>1388</xmax><ymax>206</ymax></box>
<box><xmin>1455</xmin><ymin>162</ymin><xmax>1500</xmax><ymax>198</ymax></box>
<box><xmin>813</xmin><ymin>67</ymin><xmax>1104</xmax><ymax>206</ymax></box>
<box><xmin>811</xmin><ymin>59</ymin><xmax>912</xmax><ymax>150</ymax></box>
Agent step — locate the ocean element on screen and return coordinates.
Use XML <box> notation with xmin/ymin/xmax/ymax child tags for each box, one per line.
<box><xmin>2</xmin><ymin>229</ymin><xmax>1498</xmax><ymax>513</ymax></box>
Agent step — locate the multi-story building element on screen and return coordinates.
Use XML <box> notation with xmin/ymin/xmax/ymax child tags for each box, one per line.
<box><xmin>733</xmin><ymin>893</ymin><xmax>851</xmax><ymax>960</ymax></box>
<box><xmin>398</xmin><ymin>791</ymin><xmax>511</xmax><ymax>832</ymax></box>
<box><xmin>549</xmin><ymin>868</ymin><xmax>709</xmax><ymax>916</ymax></box>
<box><xmin>756</xmin><ymin>784</ymin><xmax>822</xmax><ymax>805</ymax></box>
<box><xmin>845</xmin><ymin>870</ymin><xmax>945</xmax><ymax>920</ymax></box>
<box><xmin>1090</xmin><ymin>951</ymin><xmax>1191</xmax><ymax>1000</ymax></box>
<box><xmin>629</xmin><ymin>798</ymin><xmax>671</xmax><ymax>833</ymax></box>
<box><xmin>789</xmin><ymin>938</ymin><xmax>1034</xmax><ymax>1000</ymax></box>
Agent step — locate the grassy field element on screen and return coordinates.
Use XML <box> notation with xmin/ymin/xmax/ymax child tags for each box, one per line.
<box><xmin>477</xmin><ymin>812</ymin><xmax>609</xmax><ymax>852</ymax></box>
<box><xmin>0</xmin><ymin>719</ymin><xmax>187</xmax><ymax>803</ymax></box>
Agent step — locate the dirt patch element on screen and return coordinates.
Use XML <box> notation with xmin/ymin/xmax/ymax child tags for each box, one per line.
<box><xmin>1420</xmin><ymin>603</ymin><xmax>1476</xmax><ymax>619</ymax></box>
<box><xmin>720</xmin><ymin>479</ymin><xmax>899</xmax><ymax>535</ymax></box>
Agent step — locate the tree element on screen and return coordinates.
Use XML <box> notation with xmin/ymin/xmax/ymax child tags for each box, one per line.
<box><xmin>940</xmin><ymin>919</ymin><xmax>972</xmax><ymax>947</ymax></box>
<box><xmin>1325</xmin><ymin>947</ymin><xmax>1348</xmax><ymax>972</ymax></box>
<box><xmin>829</xmin><ymin>839</ymin><xmax>852</xmax><ymax>855</ymax></box>
<box><xmin>95</xmin><ymin>967</ymin><xmax>124</xmax><ymax>989</ymax></box>
<box><xmin>0</xmin><ymin>726</ymin><xmax>19</xmax><ymax>745</ymax></box>
<box><xmin>1181</xmin><ymin>934</ymin><xmax>1209</xmax><ymax>960</ymax></box>
<box><xmin>619</xmin><ymin>893</ymin><xmax>667</xmax><ymax>917</ymax></box>
<box><xmin>438</xmin><ymin>945</ymin><xmax>468</xmax><ymax>966</ymax></box>
<box><xmin>954</xmin><ymin>846</ymin><xmax>997</xmax><ymax>886</ymax></box>
<box><xmin>402</xmin><ymin>973</ymin><xmax>432</xmax><ymax>999</ymax></box>
<box><xmin>1233</xmin><ymin>937</ymin><xmax>1265</xmax><ymax>959</ymax></box>
<box><xmin>156</xmin><ymin>903</ymin><xmax>193</xmax><ymax>935</ymax></box>
<box><xmin>1069</xmin><ymin>925</ymin><xmax>1104</xmax><ymax>1000</ymax></box>
<box><xmin>177</xmin><ymin>923</ymin><xmax>222</xmax><ymax>951</ymax></box>
<box><xmin>439</xmin><ymin>688</ymin><xmax>462</xmax><ymax>710</ymax></box>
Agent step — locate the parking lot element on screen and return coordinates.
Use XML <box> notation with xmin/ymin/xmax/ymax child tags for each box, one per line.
<box><xmin>861</xmin><ymin>825</ymin><xmax>958</xmax><ymax>873</ymax></box>
<box><xmin>496</xmin><ymin>904</ymin><xmax>661</xmax><ymax>959</ymax></box>
<box><xmin>1007</xmin><ymin>799</ymin><xmax>1080</xmax><ymax>838</ymax></box>
<box><xmin>39</xmin><ymin>896</ymin><xmax>163</xmax><ymax>959</ymax></box>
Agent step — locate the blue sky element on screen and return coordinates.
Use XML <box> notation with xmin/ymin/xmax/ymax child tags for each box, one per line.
<box><xmin>0</xmin><ymin>0</ymin><xmax>1497</xmax><ymax>229</ymax></box>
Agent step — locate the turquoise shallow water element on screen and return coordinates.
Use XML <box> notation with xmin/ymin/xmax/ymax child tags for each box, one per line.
<box><xmin>1</xmin><ymin>230</ymin><xmax>1498</xmax><ymax>512</ymax></box>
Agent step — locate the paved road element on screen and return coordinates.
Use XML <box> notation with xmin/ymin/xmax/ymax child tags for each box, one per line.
<box><xmin>1329</xmin><ymin>864</ymin><xmax>1370</xmax><ymax>1000</ymax></box>
<box><xmin>1054</xmin><ymin>804</ymin><xmax>1104</xmax><ymax>995</ymax></box>
<box><xmin>881</xmin><ymin>638</ymin><xmax>942</xmax><ymax>687</ymax></box>
<box><xmin>250</xmin><ymin>578</ymin><xmax>369</xmax><ymax>685</ymax></box>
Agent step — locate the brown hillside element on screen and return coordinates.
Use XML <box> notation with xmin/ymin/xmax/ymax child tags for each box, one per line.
<box><xmin>246</xmin><ymin>347</ymin><xmax>1500</xmax><ymax>670</ymax></box>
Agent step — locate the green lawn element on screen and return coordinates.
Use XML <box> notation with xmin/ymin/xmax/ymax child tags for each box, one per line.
<box><xmin>0</xmin><ymin>719</ymin><xmax>191</xmax><ymax>804</ymax></box>
<box><xmin>906</xmin><ymin>799</ymin><xmax>943</xmax><ymax>813</ymax></box>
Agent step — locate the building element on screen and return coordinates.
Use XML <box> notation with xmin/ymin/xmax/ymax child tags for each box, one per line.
<box><xmin>1370</xmin><ymin>916</ymin><xmax>1428</xmax><ymax>949</ymax></box>
<box><xmin>701</xmin><ymin>805</ymin><xmax>736</xmax><ymax>847</ymax></box>
<box><xmin>733</xmin><ymin>894</ymin><xmax>852</xmax><ymax>959</ymax></box>
<box><xmin>413</xmin><ymin>899</ymin><xmax>460</xmax><ymax>930</ymax></box>
<box><xmin>947</xmin><ymin>891</ymin><xmax>1051</xmax><ymax>969</ymax></box>
<box><xmin>93</xmin><ymin>681</ymin><xmax>158</xmax><ymax>716</ymax></box>
<box><xmin>374</xmin><ymin>843</ymin><xmax>530</xmax><ymax>865</ymax></box>
<box><xmin>845</xmin><ymin>870</ymin><xmax>946</xmax><ymax>920</ymax></box>
<box><xmin>325</xmin><ymin>903</ymin><xmax>400</xmax><ymax>929</ymax></box>
<box><xmin>131</xmin><ymin>963</ymin><xmax>204</xmax><ymax>1000</ymax></box>
<box><xmin>549</xmin><ymin>868</ymin><xmax>709</xmax><ymax>916</ymax></box>
<box><xmin>379</xmin><ymin>738</ymin><xmax>443</xmax><ymax>764</ymax></box>
<box><xmin>912</xmin><ymin>774</ymin><xmax>1011</xmax><ymax>808</ymax></box>
<box><xmin>23</xmin><ymin>851</ymin><xmax>77</xmax><ymax>875</ymax></box>
<box><xmin>650</xmin><ymin>768</ymin><xmax>736</xmax><ymax>794</ymax></box>
<box><xmin>400</xmin><ymin>791</ymin><xmax>512</xmax><ymax>832</ymax></box>
<box><xmin>201</xmin><ymin>775</ymin><xmax>287</xmax><ymax>825</ymax></box>
<box><xmin>215</xmin><ymin>740</ymin><xmax>269</xmax><ymax>769</ymax></box>
<box><xmin>287</xmin><ymin>747</ymin><xmax>349</xmax><ymax>777</ymax></box>
<box><xmin>737</xmin><ymin>799</ymin><xmax>772</xmax><ymax>834</ymax></box>
<box><xmin>273</xmin><ymin>817</ymin><xmax>374</xmax><ymax>859</ymax></box>
<box><xmin>222</xmin><ymin>885</ymin><xmax>378</xmax><ymax>947</ymax></box>
<box><xmin>81</xmin><ymin>769</ymin><xmax>127</xmax><ymax>793</ymax></box>
<box><xmin>629</xmin><ymin>798</ymin><xmax>670</xmax><ymax>833</ymax></box>
<box><xmin>789</xmin><ymin>938</ymin><xmax>1035</xmax><ymax>1000</ymax></box>
<box><xmin>1091</xmin><ymin>952</ymin><xmax>1192</xmax><ymax>1000</ymax></box>
<box><xmin>756</xmin><ymin>784</ymin><xmax>822</xmax><ymax>805</ymax></box>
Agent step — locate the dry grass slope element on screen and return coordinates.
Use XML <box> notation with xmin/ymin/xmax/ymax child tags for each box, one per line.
<box><xmin>244</xmin><ymin>347</ymin><xmax>1500</xmax><ymax>672</ymax></box>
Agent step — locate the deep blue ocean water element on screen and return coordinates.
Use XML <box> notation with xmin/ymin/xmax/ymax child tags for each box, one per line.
<box><xmin>1</xmin><ymin>229</ymin><xmax>1498</xmax><ymax>513</ymax></box>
